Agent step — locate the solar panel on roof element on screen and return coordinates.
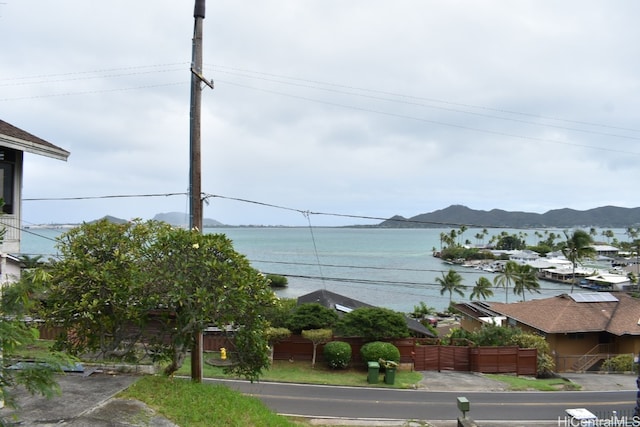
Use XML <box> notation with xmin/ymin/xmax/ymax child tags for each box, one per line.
<box><xmin>569</xmin><ymin>292</ymin><xmax>618</xmax><ymax>303</ymax></box>
<box><xmin>335</xmin><ymin>303</ymin><xmax>353</xmax><ymax>313</ymax></box>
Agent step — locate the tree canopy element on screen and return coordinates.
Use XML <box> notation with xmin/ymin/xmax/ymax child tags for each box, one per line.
<box><xmin>286</xmin><ymin>303</ymin><xmax>338</xmax><ymax>334</ymax></box>
<box><xmin>40</xmin><ymin>219</ymin><xmax>276</xmax><ymax>379</ymax></box>
<box><xmin>335</xmin><ymin>307</ymin><xmax>409</xmax><ymax>341</ymax></box>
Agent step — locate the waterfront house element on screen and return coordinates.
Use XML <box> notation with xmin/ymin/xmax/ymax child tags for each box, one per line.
<box><xmin>580</xmin><ymin>272</ymin><xmax>631</xmax><ymax>291</ymax></box>
<box><xmin>0</xmin><ymin>119</ymin><xmax>69</xmax><ymax>281</ymax></box>
<box><xmin>592</xmin><ymin>244</ymin><xmax>620</xmax><ymax>258</ymax></box>
<box><xmin>455</xmin><ymin>292</ymin><xmax>640</xmax><ymax>372</ymax></box>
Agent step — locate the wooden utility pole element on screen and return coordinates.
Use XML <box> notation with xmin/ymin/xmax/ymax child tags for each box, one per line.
<box><xmin>189</xmin><ymin>0</ymin><xmax>213</xmax><ymax>383</ymax></box>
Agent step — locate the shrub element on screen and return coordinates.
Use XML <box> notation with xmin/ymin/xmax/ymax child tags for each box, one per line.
<box><xmin>509</xmin><ymin>333</ymin><xmax>555</xmax><ymax>377</ymax></box>
<box><xmin>323</xmin><ymin>341</ymin><xmax>352</xmax><ymax>369</ymax></box>
<box><xmin>601</xmin><ymin>354</ymin><xmax>635</xmax><ymax>372</ymax></box>
<box><xmin>360</xmin><ymin>341</ymin><xmax>400</xmax><ymax>364</ymax></box>
<box><xmin>266</xmin><ymin>274</ymin><xmax>288</xmax><ymax>288</ymax></box>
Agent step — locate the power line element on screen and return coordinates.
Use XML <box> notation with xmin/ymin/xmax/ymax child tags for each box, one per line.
<box><xmin>207</xmin><ymin>63</ymin><xmax>640</xmax><ymax>134</ymax></box>
<box><xmin>216</xmin><ymin>79</ymin><xmax>640</xmax><ymax>156</ymax></box>
<box><xmin>0</xmin><ymin>63</ymin><xmax>188</xmax><ymax>85</ymax></box>
<box><xmin>209</xmin><ymin>65</ymin><xmax>640</xmax><ymax>142</ymax></box>
<box><xmin>23</xmin><ymin>191</ymin><xmax>635</xmax><ymax>232</ymax></box>
<box><xmin>3</xmin><ymin>63</ymin><xmax>639</xmax><ymax>154</ymax></box>
<box><xmin>0</xmin><ymin>65</ymin><xmax>186</xmax><ymax>88</ymax></box>
<box><xmin>8</xmin><ymin>62</ymin><xmax>632</xmax><ymax>136</ymax></box>
<box><xmin>23</xmin><ymin>192</ymin><xmax>187</xmax><ymax>202</ymax></box>
<box><xmin>0</xmin><ymin>82</ymin><xmax>187</xmax><ymax>102</ymax></box>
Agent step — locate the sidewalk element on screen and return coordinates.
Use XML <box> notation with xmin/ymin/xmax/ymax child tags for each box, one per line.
<box><xmin>420</xmin><ymin>370</ymin><xmax>639</xmax><ymax>392</ymax></box>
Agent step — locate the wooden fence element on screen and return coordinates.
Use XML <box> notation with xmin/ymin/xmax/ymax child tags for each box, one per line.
<box><xmin>413</xmin><ymin>344</ymin><xmax>537</xmax><ymax>375</ymax></box>
<box><xmin>272</xmin><ymin>336</ymin><xmax>537</xmax><ymax>375</ymax></box>
<box><xmin>37</xmin><ymin>327</ymin><xmax>537</xmax><ymax>375</ymax></box>
<box><xmin>271</xmin><ymin>336</ymin><xmax>417</xmax><ymax>365</ymax></box>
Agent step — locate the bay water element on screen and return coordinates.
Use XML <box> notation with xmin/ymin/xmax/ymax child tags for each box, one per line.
<box><xmin>20</xmin><ymin>226</ymin><xmax>600</xmax><ymax>313</ymax></box>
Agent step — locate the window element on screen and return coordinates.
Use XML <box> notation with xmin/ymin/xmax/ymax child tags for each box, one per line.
<box><xmin>0</xmin><ymin>149</ymin><xmax>16</xmax><ymax>214</ymax></box>
<box><xmin>567</xmin><ymin>333</ymin><xmax>585</xmax><ymax>340</ymax></box>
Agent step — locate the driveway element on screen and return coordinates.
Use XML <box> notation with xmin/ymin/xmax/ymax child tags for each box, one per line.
<box><xmin>0</xmin><ymin>372</ymin><xmax>175</xmax><ymax>427</ymax></box>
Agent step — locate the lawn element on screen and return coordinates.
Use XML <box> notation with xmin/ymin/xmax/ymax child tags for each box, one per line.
<box><xmin>175</xmin><ymin>354</ymin><xmax>423</xmax><ymax>389</ymax></box>
<box><xmin>120</xmin><ymin>375</ymin><xmax>304</xmax><ymax>427</ymax></box>
<box><xmin>484</xmin><ymin>374</ymin><xmax>581</xmax><ymax>391</ymax></box>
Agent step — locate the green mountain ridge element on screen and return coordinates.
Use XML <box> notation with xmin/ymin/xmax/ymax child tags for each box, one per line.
<box><xmin>380</xmin><ymin>205</ymin><xmax>640</xmax><ymax>228</ymax></box>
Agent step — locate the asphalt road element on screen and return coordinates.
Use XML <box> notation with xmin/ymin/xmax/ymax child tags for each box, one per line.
<box><xmin>2</xmin><ymin>371</ymin><xmax>637</xmax><ymax>426</ymax></box>
<box><xmin>210</xmin><ymin>377</ymin><xmax>638</xmax><ymax>426</ymax></box>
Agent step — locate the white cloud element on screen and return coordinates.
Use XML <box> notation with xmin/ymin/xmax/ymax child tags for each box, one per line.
<box><xmin>3</xmin><ymin>0</ymin><xmax>640</xmax><ymax>226</ymax></box>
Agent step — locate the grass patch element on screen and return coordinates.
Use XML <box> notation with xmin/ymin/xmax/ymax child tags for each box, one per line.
<box><xmin>120</xmin><ymin>375</ymin><xmax>302</xmax><ymax>426</ymax></box>
<box><xmin>9</xmin><ymin>339</ymin><xmax>56</xmax><ymax>360</ymax></box>
<box><xmin>175</xmin><ymin>355</ymin><xmax>422</xmax><ymax>389</ymax></box>
<box><xmin>484</xmin><ymin>374</ymin><xmax>581</xmax><ymax>391</ymax></box>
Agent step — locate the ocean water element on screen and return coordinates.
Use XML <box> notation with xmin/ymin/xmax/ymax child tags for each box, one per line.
<box><xmin>19</xmin><ymin>226</ymin><xmax>603</xmax><ymax>313</ymax></box>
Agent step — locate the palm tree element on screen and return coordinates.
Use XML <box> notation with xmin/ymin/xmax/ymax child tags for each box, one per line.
<box><xmin>512</xmin><ymin>264</ymin><xmax>540</xmax><ymax>302</ymax></box>
<box><xmin>602</xmin><ymin>229</ymin><xmax>614</xmax><ymax>243</ymax></box>
<box><xmin>449</xmin><ymin>229</ymin><xmax>458</xmax><ymax>247</ymax></box>
<box><xmin>534</xmin><ymin>231</ymin><xmax>543</xmax><ymax>245</ymax></box>
<box><xmin>562</xmin><ymin>229</ymin><xmax>596</xmax><ymax>293</ymax></box>
<box><xmin>436</xmin><ymin>269</ymin><xmax>465</xmax><ymax>304</ymax></box>
<box><xmin>458</xmin><ymin>225</ymin><xmax>467</xmax><ymax>245</ymax></box>
<box><xmin>493</xmin><ymin>261</ymin><xmax>518</xmax><ymax>303</ymax></box>
<box><xmin>470</xmin><ymin>276</ymin><xmax>494</xmax><ymax>301</ymax></box>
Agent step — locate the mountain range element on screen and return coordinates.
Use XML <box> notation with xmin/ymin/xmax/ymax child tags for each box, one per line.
<box><xmin>89</xmin><ymin>212</ymin><xmax>223</xmax><ymax>227</ymax></box>
<box><xmin>378</xmin><ymin>205</ymin><xmax>640</xmax><ymax>228</ymax></box>
<box><xmin>152</xmin><ymin>212</ymin><xmax>223</xmax><ymax>227</ymax></box>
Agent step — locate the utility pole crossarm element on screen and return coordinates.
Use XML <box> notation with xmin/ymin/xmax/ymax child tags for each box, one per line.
<box><xmin>190</xmin><ymin>68</ymin><xmax>214</xmax><ymax>89</ymax></box>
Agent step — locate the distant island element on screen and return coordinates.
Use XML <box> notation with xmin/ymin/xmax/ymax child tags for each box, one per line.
<box><xmin>379</xmin><ymin>205</ymin><xmax>640</xmax><ymax>228</ymax></box>
<box><xmin>26</xmin><ymin>205</ymin><xmax>640</xmax><ymax>229</ymax></box>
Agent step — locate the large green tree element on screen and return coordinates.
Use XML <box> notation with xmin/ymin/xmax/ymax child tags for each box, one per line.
<box><xmin>141</xmin><ymin>225</ymin><xmax>276</xmax><ymax>378</ymax></box>
<box><xmin>262</xmin><ymin>297</ymin><xmax>297</xmax><ymax>329</ymax></box>
<box><xmin>561</xmin><ymin>229</ymin><xmax>596</xmax><ymax>293</ymax></box>
<box><xmin>335</xmin><ymin>307</ymin><xmax>409</xmax><ymax>341</ymax></box>
<box><xmin>286</xmin><ymin>303</ymin><xmax>338</xmax><ymax>334</ymax></box>
<box><xmin>436</xmin><ymin>269</ymin><xmax>465</xmax><ymax>303</ymax></box>
<box><xmin>40</xmin><ymin>219</ymin><xmax>276</xmax><ymax>380</ymax></box>
<box><xmin>43</xmin><ymin>219</ymin><xmax>161</xmax><ymax>359</ymax></box>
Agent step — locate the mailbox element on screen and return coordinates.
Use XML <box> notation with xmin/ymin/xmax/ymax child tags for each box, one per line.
<box><xmin>457</xmin><ymin>397</ymin><xmax>470</xmax><ymax>417</ymax></box>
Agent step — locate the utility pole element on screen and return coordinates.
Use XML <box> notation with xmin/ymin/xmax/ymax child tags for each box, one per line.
<box><xmin>189</xmin><ymin>0</ymin><xmax>213</xmax><ymax>383</ymax></box>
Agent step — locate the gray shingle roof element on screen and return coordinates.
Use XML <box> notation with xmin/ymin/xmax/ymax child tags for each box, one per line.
<box><xmin>0</xmin><ymin>119</ymin><xmax>70</xmax><ymax>161</ymax></box>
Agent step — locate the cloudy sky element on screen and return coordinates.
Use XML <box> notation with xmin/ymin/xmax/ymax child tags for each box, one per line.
<box><xmin>3</xmin><ymin>1</ymin><xmax>640</xmax><ymax>227</ymax></box>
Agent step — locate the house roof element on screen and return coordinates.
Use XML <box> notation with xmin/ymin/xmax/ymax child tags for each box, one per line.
<box><xmin>296</xmin><ymin>289</ymin><xmax>436</xmax><ymax>338</ymax></box>
<box><xmin>486</xmin><ymin>292</ymin><xmax>640</xmax><ymax>336</ymax></box>
<box><xmin>0</xmin><ymin>120</ymin><xmax>70</xmax><ymax>161</ymax></box>
<box><xmin>297</xmin><ymin>289</ymin><xmax>374</xmax><ymax>312</ymax></box>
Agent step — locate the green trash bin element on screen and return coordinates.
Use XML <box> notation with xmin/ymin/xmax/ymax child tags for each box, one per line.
<box><xmin>384</xmin><ymin>367</ymin><xmax>396</xmax><ymax>385</ymax></box>
<box><xmin>367</xmin><ymin>361</ymin><xmax>380</xmax><ymax>384</ymax></box>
